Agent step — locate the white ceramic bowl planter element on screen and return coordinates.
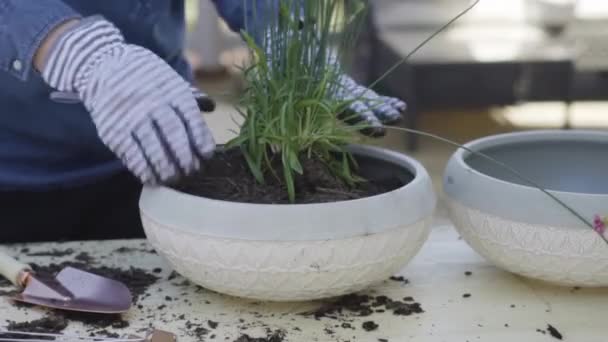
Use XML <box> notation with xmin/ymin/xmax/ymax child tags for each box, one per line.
<box><xmin>139</xmin><ymin>144</ymin><xmax>436</xmax><ymax>301</ymax></box>
<box><xmin>444</xmin><ymin>130</ymin><xmax>608</xmax><ymax>286</ymax></box>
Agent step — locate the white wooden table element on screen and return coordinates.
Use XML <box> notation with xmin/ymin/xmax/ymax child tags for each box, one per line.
<box><xmin>1</xmin><ymin>224</ymin><xmax>606</xmax><ymax>341</ymax></box>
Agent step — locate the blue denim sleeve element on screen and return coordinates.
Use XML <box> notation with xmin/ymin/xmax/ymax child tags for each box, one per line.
<box><xmin>0</xmin><ymin>0</ymin><xmax>81</xmax><ymax>81</ymax></box>
<box><xmin>210</xmin><ymin>0</ymin><xmax>280</xmax><ymax>41</ymax></box>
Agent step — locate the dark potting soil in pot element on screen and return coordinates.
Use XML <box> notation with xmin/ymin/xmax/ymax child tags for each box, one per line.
<box><xmin>173</xmin><ymin>149</ymin><xmax>412</xmax><ymax>204</ymax></box>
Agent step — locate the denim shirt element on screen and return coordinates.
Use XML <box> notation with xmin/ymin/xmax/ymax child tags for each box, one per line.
<box><xmin>0</xmin><ymin>0</ymin><xmax>271</xmax><ymax>190</ymax></box>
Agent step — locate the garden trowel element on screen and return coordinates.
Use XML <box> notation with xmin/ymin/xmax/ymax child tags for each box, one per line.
<box><xmin>0</xmin><ymin>250</ymin><xmax>132</xmax><ymax>313</ymax></box>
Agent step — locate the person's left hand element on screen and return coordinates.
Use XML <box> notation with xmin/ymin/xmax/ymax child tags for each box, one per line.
<box><xmin>260</xmin><ymin>25</ymin><xmax>406</xmax><ymax>137</ymax></box>
<box><xmin>333</xmin><ymin>73</ymin><xmax>406</xmax><ymax>137</ymax></box>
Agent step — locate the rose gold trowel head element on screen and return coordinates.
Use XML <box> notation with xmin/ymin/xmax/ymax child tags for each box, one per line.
<box><xmin>0</xmin><ymin>251</ymin><xmax>132</xmax><ymax>313</ymax></box>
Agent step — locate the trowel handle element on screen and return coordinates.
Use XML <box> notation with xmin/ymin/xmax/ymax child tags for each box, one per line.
<box><xmin>0</xmin><ymin>251</ymin><xmax>31</xmax><ymax>288</ymax></box>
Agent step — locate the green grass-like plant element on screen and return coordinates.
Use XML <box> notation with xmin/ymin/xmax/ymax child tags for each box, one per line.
<box><xmin>227</xmin><ymin>0</ymin><xmax>370</xmax><ymax>202</ymax></box>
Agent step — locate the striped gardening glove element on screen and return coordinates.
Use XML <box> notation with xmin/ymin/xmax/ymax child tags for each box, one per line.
<box><xmin>333</xmin><ymin>70</ymin><xmax>406</xmax><ymax>137</ymax></box>
<box><xmin>40</xmin><ymin>16</ymin><xmax>216</xmax><ymax>184</ymax></box>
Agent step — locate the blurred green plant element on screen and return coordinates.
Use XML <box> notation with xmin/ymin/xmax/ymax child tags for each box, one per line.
<box><xmin>185</xmin><ymin>0</ymin><xmax>199</xmax><ymax>32</ymax></box>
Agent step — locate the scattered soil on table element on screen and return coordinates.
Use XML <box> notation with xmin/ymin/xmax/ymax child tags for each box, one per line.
<box><xmin>465</xmin><ymin>271</ymin><xmax>472</xmax><ymax>276</ymax></box>
<box><xmin>74</xmin><ymin>252</ymin><xmax>95</xmax><ymax>263</ymax></box>
<box><xmin>463</xmin><ymin>293</ymin><xmax>471</xmax><ymax>298</ymax></box>
<box><xmin>0</xmin><ymin>289</ymin><xmax>17</xmax><ymax>297</ymax></box>
<box><xmin>7</xmin><ymin>252</ymin><xmax>424</xmax><ymax>341</ymax></box>
<box><xmin>172</xmin><ymin>149</ymin><xmax>405</xmax><ymax>204</ymax></box>
<box><xmin>362</xmin><ymin>321</ymin><xmax>379</xmax><ymax>331</ymax></box>
<box><xmin>114</xmin><ymin>247</ymin><xmax>157</xmax><ymax>254</ymax></box>
<box><xmin>56</xmin><ymin>312</ymin><xmax>129</xmax><ymax>329</ymax></box>
<box><xmin>234</xmin><ymin>330</ymin><xmax>285</xmax><ymax>342</ymax></box>
<box><xmin>302</xmin><ymin>293</ymin><xmax>424</xmax><ymax>320</ymax></box>
<box><xmin>167</xmin><ymin>271</ymin><xmax>180</xmax><ymax>281</ymax></box>
<box><xmin>389</xmin><ymin>276</ymin><xmax>409</xmax><ymax>284</ymax></box>
<box><xmin>185</xmin><ymin>320</ymin><xmax>211</xmax><ymax>340</ymax></box>
<box><xmin>95</xmin><ymin>330</ymin><xmax>120</xmax><ymax>338</ymax></box>
<box><xmin>193</xmin><ymin>327</ymin><xmax>210</xmax><ymax>339</ymax></box>
<box><xmin>26</xmin><ymin>249</ymin><xmax>75</xmax><ymax>257</ymax></box>
<box><xmin>30</xmin><ymin>262</ymin><xmax>159</xmax><ymax>304</ymax></box>
<box><xmin>6</xmin><ymin>313</ymin><xmax>128</xmax><ymax>337</ymax></box>
<box><xmin>6</xmin><ymin>315</ymin><xmax>68</xmax><ymax>334</ymax></box>
<box><xmin>547</xmin><ymin>324</ymin><xmax>563</xmax><ymax>340</ymax></box>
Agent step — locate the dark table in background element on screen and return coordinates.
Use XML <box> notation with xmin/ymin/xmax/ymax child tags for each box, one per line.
<box><xmin>362</xmin><ymin>1</ymin><xmax>577</xmax><ymax>151</ymax></box>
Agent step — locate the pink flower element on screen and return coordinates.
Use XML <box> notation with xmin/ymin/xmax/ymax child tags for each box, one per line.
<box><xmin>593</xmin><ymin>215</ymin><xmax>606</xmax><ymax>235</ymax></box>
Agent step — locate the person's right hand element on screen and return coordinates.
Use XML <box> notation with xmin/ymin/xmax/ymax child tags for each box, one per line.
<box><xmin>38</xmin><ymin>16</ymin><xmax>216</xmax><ymax>184</ymax></box>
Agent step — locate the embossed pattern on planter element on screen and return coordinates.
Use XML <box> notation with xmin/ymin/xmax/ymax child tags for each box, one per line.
<box><xmin>141</xmin><ymin>213</ymin><xmax>432</xmax><ymax>301</ymax></box>
<box><xmin>447</xmin><ymin>198</ymin><xmax>608</xmax><ymax>286</ymax></box>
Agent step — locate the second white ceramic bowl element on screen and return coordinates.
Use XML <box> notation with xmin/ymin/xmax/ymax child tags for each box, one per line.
<box><xmin>444</xmin><ymin>130</ymin><xmax>608</xmax><ymax>286</ymax></box>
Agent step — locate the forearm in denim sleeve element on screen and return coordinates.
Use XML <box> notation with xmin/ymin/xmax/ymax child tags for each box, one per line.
<box><xmin>210</xmin><ymin>0</ymin><xmax>285</xmax><ymax>41</ymax></box>
<box><xmin>0</xmin><ymin>0</ymin><xmax>80</xmax><ymax>81</ymax></box>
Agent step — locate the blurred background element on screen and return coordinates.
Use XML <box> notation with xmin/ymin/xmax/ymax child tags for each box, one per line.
<box><xmin>183</xmin><ymin>0</ymin><xmax>608</xmax><ymax>217</ymax></box>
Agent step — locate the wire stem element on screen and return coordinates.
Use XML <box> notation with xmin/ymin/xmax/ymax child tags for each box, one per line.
<box><xmin>367</xmin><ymin>0</ymin><xmax>481</xmax><ymax>90</ymax></box>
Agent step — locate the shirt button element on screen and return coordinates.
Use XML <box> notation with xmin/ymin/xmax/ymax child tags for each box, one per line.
<box><xmin>12</xmin><ymin>60</ymin><xmax>22</xmax><ymax>71</ymax></box>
